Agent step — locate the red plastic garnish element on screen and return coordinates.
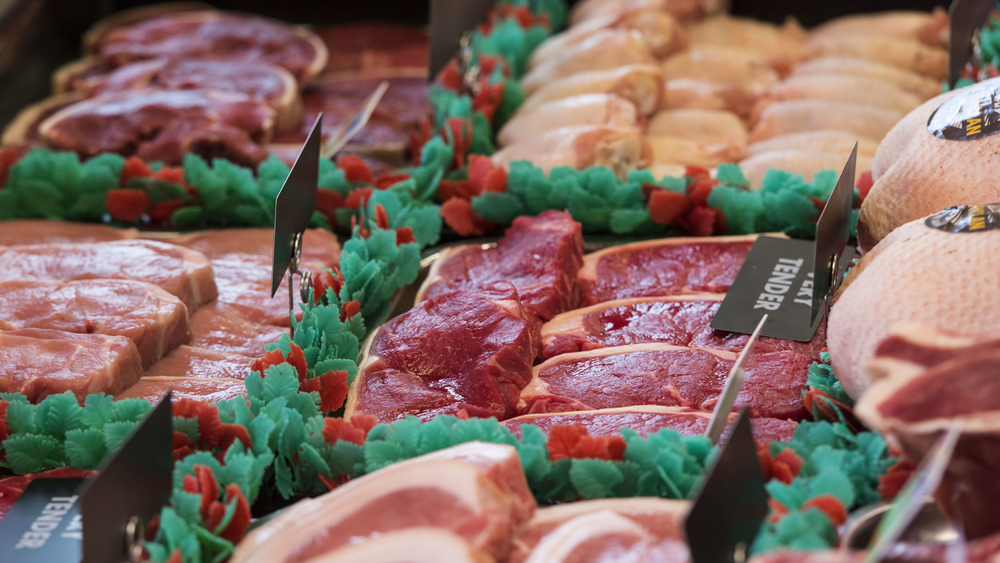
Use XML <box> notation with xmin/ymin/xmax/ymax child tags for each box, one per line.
<box><xmin>767</xmin><ymin>498</ymin><xmax>790</xmax><ymax>523</ymax></box>
<box><xmin>322</xmin><ymin>415</ymin><xmax>377</xmax><ymax>446</ymax></box>
<box><xmin>802</xmin><ymin>494</ymin><xmax>848</xmax><ymax>527</ymax></box>
<box><xmin>375</xmin><ymin>172</ymin><xmax>411</xmax><ymax>190</ymax></box>
<box><xmin>106</xmin><ymin>189</ymin><xmax>150</xmax><ymax>222</ymax></box>
<box><xmin>0</xmin><ymin>145</ymin><xmax>27</xmax><ymax>187</ymax></box>
<box><xmin>344</xmin><ymin>187</ymin><xmax>374</xmax><ymax>209</ymax></box>
<box><xmin>647</xmin><ymin>188</ymin><xmax>690</xmax><ymax>225</ymax></box>
<box><xmin>770</xmin><ymin>448</ymin><xmax>804</xmax><ymax>484</ymax></box>
<box><xmin>395</xmin><ymin>226</ymin><xmax>416</xmax><ymax>245</ymax></box>
<box><xmin>337</xmin><ymin>155</ymin><xmax>375</xmax><ymax>185</ymax></box>
<box><xmin>546</xmin><ymin>424</ymin><xmax>626</xmax><ymax>461</ymax></box>
<box><xmin>301</xmin><ymin>369</ymin><xmax>350</xmax><ymax>413</ymax></box>
<box><xmin>468</xmin><ymin>154</ymin><xmax>507</xmax><ymax>195</ymax></box>
<box><xmin>855</xmin><ymin>170</ymin><xmax>874</xmax><ymax>203</ymax></box>
<box><xmin>0</xmin><ymin>400</ymin><xmax>9</xmax><ymax>442</ymax></box>
<box><xmin>149</xmin><ymin>199</ymin><xmax>188</xmax><ymax>223</ymax></box>
<box><xmin>879</xmin><ymin>457</ymin><xmax>917</xmax><ymax>500</ymax></box>
<box><xmin>441</xmin><ymin>197</ymin><xmax>495</xmax><ymax>236</ymax></box>
<box><xmin>315</xmin><ymin>189</ymin><xmax>346</xmax><ymax>229</ymax></box>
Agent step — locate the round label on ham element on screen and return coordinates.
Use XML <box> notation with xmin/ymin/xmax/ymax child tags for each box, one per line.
<box><xmin>926</xmin><ymin>79</ymin><xmax>1000</xmax><ymax>141</ymax></box>
<box><xmin>924</xmin><ymin>203</ymin><xmax>1000</xmax><ymax>233</ymax></box>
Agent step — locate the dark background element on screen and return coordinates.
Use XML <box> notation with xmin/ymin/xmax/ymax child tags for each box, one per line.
<box><xmin>0</xmin><ymin>0</ymin><xmax>950</xmax><ymax>128</ymax></box>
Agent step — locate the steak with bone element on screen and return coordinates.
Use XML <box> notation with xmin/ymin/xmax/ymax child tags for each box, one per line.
<box><xmin>857</xmin><ymin>324</ymin><xmax>1000</xmax><ymax>539</ymax></box>
<box><xmin>517</xmin><ymin>343</ymin><xmax>810</xmax><ymax>419</ymax></box>
<box><xmin>38</xmin><ymin>89</ymin><xmax>275</xmax><ymax>167</ymax></box>
<box><xmin>0</xmin><ymin>279</ymin><xmax>189</xmax><ymax>368</ymax></box>
<box><xmin>231</xmin><ymin>442</ymin><xmax>535</xmax><ymax>563</ymax></box>
<box><xmin>0</xmin><ymin>328</ymin><xmax>142</xmax><ymax>401</ymax></box>
<box><xmin>346</xmin><ymin>283</ymin><xmax>538</xmax><ymax>422</ymax></box>
<box><xmin>577</xmin><ymin>235</ymin><xmax>759</xmax><ymax>306</ymax></box>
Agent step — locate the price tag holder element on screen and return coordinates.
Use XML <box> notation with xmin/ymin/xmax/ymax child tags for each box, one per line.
<box><xmin>705</xmin><ymin>315</ymin><xmax>766</xmax><ymax>444</ymax></box>
<box><xmin>0</xmin><ymin>479</ymin><xmax>86</xmax><ymax>562</ymax></box>
<box><xmin>948</xmin><ymin>0</ymin><xmax>995</xmax><ymax>89</ymax></box>
<box><xmin>712</xmin><ymin>148</ymin><xmax>858</xmax><ymax>341</ymax></box>
<box><xmin>428</xmin><ymin>0</ymin><xmax>494</xmax><ymax>79</ymax></box>
<box><xmin>686</xmin><ymin>408</ymin><xmax>768</xmax><ymax>563</ymax></box>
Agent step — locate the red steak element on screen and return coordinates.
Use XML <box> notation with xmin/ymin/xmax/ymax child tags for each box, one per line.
<box><xmin>116</xmin><ymin>376</ymin><xmax>246</xmax><ymax>404</ymax></box>
<box><xmin>504</xmin><ymin>406</ymin><xmax>797</xmax><ymax>447</ymax></box>
<box><xmin>0</xmin><ymin>240</ymin><xmax>218</xmax><ymax>311</ymax></box>
<box><xmin>169</xmin><ymin>227</ymin><xmax>340</xmax><ymax>268</ymax></box>
<box><xmin>518</xmin><ymin>343</ymin><xmax>810</xmax><ymax>420</ymax></box>
<box><xmin>417</xmin><ymin>211</ymin><xmax>584</xmax><ymax>322</ymax></box>
<box><xmin>96</xmin><ymin>12</ymin><xmax>328</xmax><ymax>84</ymax></box>
<box><xmin>143</xmin><ymin>345</ymin><xmax>254</xmax><ymax>380</ymax></box>
<box><xmin>541</xmin><ymin>295</ymin><xmax>825</xmax><ymax>361</ymax></box>
<box><xmin>577</xmin><ymin>235</ymin><xmax>759</xmax><ymax>305</ymax></box>
<box><xmin>38</xmin><ymin>89</ymin><xmax>275</xmax><ymax>166</ymax></box>
<box><xmin>314</xmin><ymin>23</ymin><xmax>428</xmax><ymax>75</ymax></box>
<box><xmin>0</xmin><ymin>220</ymin><xmax>135</xmax><ymax>246</ymax></box>
<box><xmin>0</xmin><ymin>328</ymin><xmax>143</xmax><ymax>401</ymax></box>
<box><xmin>345</xmin><ymin>283</ymin><xmax>538</xmax><ymax>422</ymax></box>
<box><xmin>0</xmin><ymin>279</ymin><xmax>189</xmax><ymax>368</ymax></box>
<box><xmin>188</xmin><ymin>302</ymin><xmax>287</xmax><ymax>357</ymax></box>
<box><xmin>210</xmin><ymin>253</ymin><xmax>297</xmax><ymax>327</ymax></box>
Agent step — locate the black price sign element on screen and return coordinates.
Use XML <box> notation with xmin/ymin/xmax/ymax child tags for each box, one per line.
<box><xmin>0</xmin><ymin>479</ymin><xmax>86</xmax><ymax>562</ymax></box>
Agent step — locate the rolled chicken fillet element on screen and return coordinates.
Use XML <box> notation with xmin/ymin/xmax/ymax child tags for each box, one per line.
<box><xmin>529</xmin><ymin>9</ymin><xmax>686</xmax><ymax>66</ymax></box>
<box><xmin>737</xmin><ymin>149</ymin><xmax>874</xmax><ymax>188</ymax></box>
<box><xmin>497</xmin><ymin>94</ymin><xmax>639</xmax><ymax>147</ymax></box>
<box><xmin>790</xmin><ymin>56</ymin><xmax>942</xmax><ymax>99</ymax></box>
<box><xmin>492</xmin><ymin>126</ymin><xmax>650</xmax><ymax>177</ymax></box>
<box><xmin>746</xmin><ymin>131</ymin><xmax>879</xmax><ymax>159</ymax></box>
<box><xmin>521</xmin><ymin>30</ymin><xmax>653</xmax><ymax>96</ymax></box>
<box><xmin>749</xmin><ymin>99</ymin><xmax>903</xmax><ymax>143</ymax></box>
<box><xmin>803</xmin><ymin>33</ymin><xmax>948</xmax><ymax>81</ymax></box>
<box><xmin>646</xmin><ymin>109</ymin><xmax>747</xmax><ymax>153</ymax></box>
<box><xmin>519</xmin><ymin>64</ymin><xmax>664</xmax><ymax>117</ymax></box>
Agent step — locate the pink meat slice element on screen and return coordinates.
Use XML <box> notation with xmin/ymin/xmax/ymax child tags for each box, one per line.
<box><xmin>857</xmin><ymin>324</ymin><xmax>1000</xmax><ymax>539</ymax></box>
<box><xmin>97</xmin><ymin>12</ymin><xmax>326</xmax><ymax>83</ymax></box>
<box><xmin>210</xmin><ymin>253</ymin><xmax>296</xmax><ymax>327</ymax></box>
<box><xmin>577</xmin><ymin>235</ymin><xmax>759</xmax><ymax>305</ymax></box>
<box><xmin>38</xmin><ymin>89</ymin><xmax>275</xmax><ymax>167</ymax></box>
<box><xmin>541</xmin><ymin>294</ymin><xmax>826</xmax><ymax>360</ymax></box>
<box><xmin>504</xmin><ymin>405</ymin><xmax>797</xmax><ymax>447</ymax></box>
<box><xmin>417</xmin><ymin>211</ymin><xmax>584</xmax><ymax>322</ymax></box>
<box><xmin>314</xmin><ymin>23</ymin><xmax>428</xmax><ymax>75</ymax></box>
<box><xmin>0</xmin><ymin>279</ymin><xmax>189</xmax><ymax>368</ymax></box>
<box><xmin>116</xmin><ymin>376</ymin><xmax>246</xmax><ymax>404</ymax></box>
<box><xmin>143</xmin><ymin>345</ymin><xmax>254</xmax><ymax>380</ymax></box>
<box><xmin>0</xmin><ymin>328</ymin><xmax>143</xmax><ymax>401</ymax></box>
<box><xmin>0</xmin><ymin>239</ymin><xmax>218</xmax><ymax>311</ymax></box>
<box><xmin>230</xmin><ymin>442</ymin><xmax>535</xmax><ymax>563</ymax></box>
<box><xmin>169</xmin><ymin>227</ymin><xmax>340</xmax><ymax>268</ymax></box>
<box><xmin>509</xmin><ymin>498</ymin><xmax>688</xmax><ymax>563</ymax></box>
<box><xmin>0</xmin><ymin>220</ymin><xmax>135</xmax><ymax>246</ymax></box>
<box><xmin>188</xmin><ymin>302</ymin><xmax>287</xmax><ymax>357</ymax></box>
<box><xmin>518</xmin><ymin>343</ymin><xmax>810</xmax><ymax>419</ymax></box>
<box><xmin>345</xmin><ymin>283</ymin><xmax>538</xmax><ymax>422</ymax></box>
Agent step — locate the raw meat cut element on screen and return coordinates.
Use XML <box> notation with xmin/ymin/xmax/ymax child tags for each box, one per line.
<box><xmin>828</xmin><ymin>216</ymin><xmax>1000</xmax><ymax>398</ymax></box>
<box><xmin>95</xmin><ymin>12</ymin><xmax>328</xmax><ymax>84</ymax></box>
<box><xmin>686</xmin><ymin>15</ymin><xmax>807</xmax><ymax>72</ymax></box>
<box><xmin>856</xmin><ymin>324</ymin><xmax>1000</xmax><ymax>539</ymax></box>
<box><xmin>491</xmin><ymin>125</ymin><xmax>650</xmax><ymax>177</ymax></box>
<box><xmin>302</xmin><ymin>529</ymin><xmax>490</xmax><ymax>563</ymax></box>
<box><xmin>60</xmin><ymin>58</ymin><xmax>302</xmax><ymax>132</ymax></box>
<box><xmin>509</xmin><ymin>497</ymin><xmax>689</xmax><ymax>563</ymax></box>
<box><xmin>116</xmin><ymin>376</ymin><xmax>245</xmax><ymax>404</ymax></box>
<box><xmin>143</xmin><ymin>346</ymin><xmax>254</xmax><ymax>380</ymax></box>
<box><xmin>530</xmin><ymin>8</ymin><xmax>687</xmax><ymax>63</ymax></box>
<box><xmin>314</xmin><ymin>23</ymin><xmax>427</xmax><ymax>75</ymax></box>
<box><xmin>417</xmin><ymin>211</ymin><xmax>584</xmax><ymax>322</ymax></box>
<box><xmin>858</xmin><ymin>81</ymin><xmax>1000</xmax><ymax>251</ymax></box>
<box><xmin>789</xmin><ymin>56</ymin><xmax>941</xmax><ymax>99</ymax></box>
<box><xmin>497</xmin><ymin>94</ymin><xmax>640</xmax><ymax>148</ymax></box>
<box><xmin>38</xmin><ymin>89</ymin><xmax>276</xmax><ymax>167</ymax></box>
<box><xmin>539</xmin><ymin>295</ymin><xmax>824</xmax><ymax>361</ymax></box>
<box><xmin>168</xmin><ymin>227</ymin><xmax>340</xmax><ymax>268</ymax></box>
<box><xmin>518</xmin><ymin>510</ymin><xmax>690</xmax><ymax>563</ymax></box>
<box><xmin>519</xmin><ymin>64</ymin><xmax>664</xmax><ymax>117</ymax></box>
<box><xmin>0</xmin><ymin>220</ymin><xmax>135</xmax><ymax>246</ymax></box>
<box><xmin>660</xmin><ymin>47</ymin><xmax>780</xmax><ymax>94</ymax></box>
<box><xmin>0</xmin><ymin>328</ymin><xmax>143</xmax><ymax>402</ymax></box>
<box><xmin>188</xmin><ymin>302</ymin><xmax>287</xmax><ymax>357</ymax></box>
<box><xmin>570</xmin><ymin>0</ymin><xmax>726</xmax><ymax>24</ymax></box>
<box><xmin>521</xmin><ymin>30</ymin><xmax>654</xmax><ymax>95</ymax></box>
<box><xmin>577</xmin><ymin>235</ymin><xmax>758</xmax><ymax>306</ymax></box>
<box><xmin>647</xmin><ymin>135</ymin><xmax>738</xmax><ymax>168</ymax></box>
<box><xmin>517</xmin><ymin>343</ymin><xmax>810</xmax><ymax>419</ymax></box>
<box><xmin>210</xmin><ymin>253</ymin><xmax>297</xmax><ymax>327</ymax></box>
<box><xmin>803</xmin><ymin>34</ymin><xmax>947</xmax><ymax>80</ymax></box>
<box><xmin>81</xmin><ymin>3</ymin><xmax>213</xmax><ymax>53</ymax></box>
<box><xmin>0</xmin><ymin>467</ymin><xmax>97</xmax><ymax>524</ymax></box>
<box><xmin>869</xmin><ymin>89</ymin><xmax>951</xmax><ymax>182</ymax></box>
<box><xmin>645</xmin><ymin>109</ymin><xmax>748</xmax><ymax>154</ymax></box>
<box><xmin>737</xmin><ymin>149</ymin><xmax>874</xmax><ymax>188</ymax></box>
<box><xmin>0</xmin><ymin>279</ymin><xmax>189</xmax><ymax>368</ymax></box>
<box><xmin>230</xmin><ymin>442</ymin><xmax>535</xmax><ymax>563</ymax></box>
<box><xmin>810</xmin><ymin>9</ymin><xmax>947</xmax><ymax>45</ymax></box>
<box><xmin>503</xmin><ymin>405</ymin><xmax>797</xmax><ymax>446</ymax></box>
<box><xmin>345</xmin><ymin>283</ymin><xmax>538</xmax><ymax>422</ymax></box>
<box><xmin>0</xmin><ymin>239</ymin><xmax>218</xmax><ymax>311</ymax></box>
<box><xmin>274</xmin><ymin>73</ymin><xmax>430</xmax><ymax>162</ymax></box>
<box><xmin>749</xmin><ymin>100</ymin><xmax>903</xmax><ymax>143</ymax></box>
<box><xmin>745</xmin><ymin>131</ymin><xmax>879</xmax><ymax>159</ymax></box>
<box><xmin>756</xmin><ymin>74</ymin><xmax>923</xmax><ymax>113</ymax></box>
<box><xmin>748</xmin><ymin>552</ymin><xmax>864</xmax><ymax>563</ymax></box>
<box><xmin>0</xmin><ymin>93</ymin><xmax>87</xmax><ymax>146</ymax></box>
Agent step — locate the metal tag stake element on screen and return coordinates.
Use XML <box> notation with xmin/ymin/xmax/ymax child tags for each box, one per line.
<box><xmin>811</xmin><ymin>143</ymin><xmax>858</xmax><ymax>332</ymax></box>
<box><xmin>705</xmin><ymin>314</ymin><xmax>767</xmax><ymax>444</ymax></box>
<box><xmin>949</xmin><ymin>0</ymin><xmax>995</xmax><ymax>89</ymax></box>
